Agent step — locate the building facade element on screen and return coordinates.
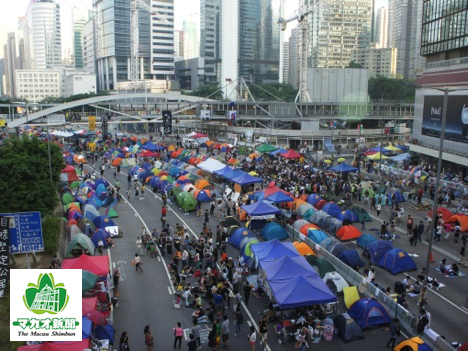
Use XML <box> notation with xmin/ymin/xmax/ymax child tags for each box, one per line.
<box><xmin>282</xmin><ymin>42</ymin><xmax>289</xmax><ymax>84</ymax></box>
<box><xmin>411</xmin><ymin>0</ymin><xmax>468</xmax><ymax>176</ymax></box>
<box><xmin>22</xmin><ymin>0</ymin><xmax>62</xmax><ymax>70</ymax></box>
<box><xmin>72</xmin><ymin>6</ymin><xmax>92</xmax><ymax>69</ymax></box>
<box><xmin>82</xmin><ymin>18</ymin><xmax>95</xmax><ymax>73</ymax></box>
<box><xmin>183</xmin><ymin>20</ymin><xmax>199</xmax><ymax>60</ymax></box>
<box><xmin>288</xmin><ymin>26</ymin><xmax>300</xmax><ymax>89</ymax></box>
<box><xmin>15</xmin><ymin>69</ymin><xmax>61</xmax><ymax>103</ymax></box>
<box><xmin>200</xmin><ymin>0</ymin><xmax>221</xmax><ymax>85</ymax></box>
<box><xmin>351</xmin><ymin>45</ymin><xmax>398</xmax><ymax>78</ymax></box>
<box><xmin>375</xmin><ymin>7</ymin><xmax>388</xmax><ymax>48</ymax></box>
<box><xmin>4</xmin><ymin>33</ymin><xmax>18</xmax><ymax>98</ymax></box>
<box><xmin>151</xmin><ymin>0</ymin><xmax>175</xmax><ymax>79</ymax></box>
<box><xmin>304</xmin><ymin>0</ymin><xmax>373</xmax><ymax>68</ymax></box>
<box><xmin>175</xmin><ymin>57</ymin><xmax>205</xmax><ymax>90</ymax></box>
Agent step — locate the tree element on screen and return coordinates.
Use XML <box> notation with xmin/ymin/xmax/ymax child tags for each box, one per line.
<box><xmin>0</xmin><ymin>136</ymin><xmax>64</xmax><ymax>216</ymax></box>
<box><xmin>348</xmin><ymin>61</ymin><xmax>363</xmax><ymax>68</ymax></box>
<box><xmin>246</xmin><ymin>83</ymin><xmax>298</xmax><ymax>102</ymax></box>
<box><xmin>182</xmin><ymin>85</ymin><xmax>224</xmax><ymax>99</ymax></box>
<box><xmin>368</xmin><ymin>77</ymin><xmax>416</xmax><ymax>101</ymax></box>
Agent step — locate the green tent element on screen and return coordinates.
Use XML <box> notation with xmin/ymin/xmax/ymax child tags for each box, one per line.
<box><xmin>242</xmin><ymin>238</ymin><xmax>259</xmax><ymax>258</ymax></box>
<box><xmin>256</xmin><ymin>143</ymin><xmax>277</xmax><ymax>153</ymax></box>
<box><xmin>82</xmin><ymin>270</ymin><xmax>99</xmax><ymax>293</ymax></box>
<box><xmin>106</xmin><ymin>207</ymin><xmax>119</xmax><ymax>218</ymax></box>
<box><xmin>62</xmin><ymin>192</ymin><xmax>74</xmax><ymax>205</ymax></box>
<box><xmin>176</xmin><ymin>192</ymin><xmax>191</xmax><ymax>207</ymax></box>
<box><xmin>227</xmin><ymin>225</ymin><xmax>240</xmax><ymax>236</ymax></box>
<box><xmin>303</xmin><ymin>208</ymin><xmax>316</xmax><ymax>221</ymax></box>
<box><xmin>172</xmin><ymin>186</ymin><xmax>183</xmax><ymax>197</ymax></box>
<box><xmin>222</xmin><ymin>216</ymin><xmax>241</xmax><ymax>227</ymax></box>
<box><xmin>70</xmin><ymin>181</ymin><xmax>81</xmax><ymax>190</ymax></box>
<box><xmin>310</xmin><ymin>257</ymin><xmax>336</xmax><ymax>278</ymax></box>
<box><xmin>181</xmin><ymin>196</ymin><xmax>197</xmax><ymax>212</ymax></box>
<box><xmin>350</xmin><ymin>206</ymin><xmax>372</xmax><ymax>223</ymax></box>
<box><xmin>64</xmin><ymin>202</ymin><xmax>81</xmax><ymax>211</ymax></box>
<box><xmin>67</xmin><ymin>224</ymin><xmax>83</xmax><ymax>238</ymax></box>
<box><xmin>65</xmin><ymin>233</ymin><xmax>95</xmax><ymax>258</ymax></box>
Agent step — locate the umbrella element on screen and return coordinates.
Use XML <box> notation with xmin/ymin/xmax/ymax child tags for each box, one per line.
<box><xmin>324</xmin><ymin>159</ymin><xmax>332</xmax><ymax>164</ymax></box>
<box><xmin>337</xmin><ymin>157</ymin><xmax>346</xmax><ymax>163</ymax></box>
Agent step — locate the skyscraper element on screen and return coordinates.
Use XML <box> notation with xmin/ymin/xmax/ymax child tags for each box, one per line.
<box><xmin>387</xmin><ymin>0</ymin><xmax>410</xmax><ymax>77</ymax></box>
<box><xmin>303</xmin><ymin>0</ymin><xmax>373</xmax><ymax>68</ymax></box>
<box><xmin>375</xmin><ymin>7</ymin><xmax>388</xmax><ymax>48</ymax></box>
<box><xmin>22</xmin><ymin>0</ymin><xmax>62</xmax><ymax>70</ymax></box>
<box><xmin>183</xmin><ymin>19</ymin><xmax>199</xmax><ymax>60</ymax></box>
<box><xmin>151</xmin><ymin>0</ymin><xmax>175</xmax><ymax>80</ymax></box>
<box><xmin>72</xmin><ymin>6</ymin><xmax>92</xmax><ymax>69</ymax></box>
<box><xmin>200</xmin><ymin>0</ymin><xmax>221</xmax><ymax>85</ymax></box>
<box><xmin>4</xmin><ymin>33</ymin><xmax>18</xmax><ymax>98</ymax></box>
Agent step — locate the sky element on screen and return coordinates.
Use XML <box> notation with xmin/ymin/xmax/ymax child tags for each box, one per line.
<box><xmin>0</xmin><ymin>0</ymin><xmax>387</xmax><ymax>58</ymax></box>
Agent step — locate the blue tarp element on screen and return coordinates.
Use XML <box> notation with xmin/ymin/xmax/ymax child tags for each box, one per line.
<box><xmin>95</xmin><ymin>323</ymin><xmax>116</xmax><ymax>344</ymax></box>
<box><xmin>348</xmin><ymin>298</ymin><xmax>391</xmax><ymax>330</ymax></box>
<box><xmin>261</xmin><ymin>222</ymin><xmax>289</xmax><ymax>241</ymax></box>
<box><xmin>251</xmin><ymin>239</ymin><xmax>299</xmax><ymax>263</ymax></box>
<box><xmin>270</xmin><ymin>275</ymin><xmax>337</xmax><ymax>309</ymax></box>
<box><xmin>141</xmin><ymin>142</ymin><xmax>164</xmax><ymax>151</ymax></box>
<box><xmin>265</xmin><ymin>191</ymin><xmax>295</xmax><ymax>203</ymax></box>
<box><xmin>213</xmin><ymin>166</ymin><xmax>233</xmax><ymax>176</ymax></box>
<box><xmin>377</xmin><ymin>248</ymin><xmax>417</xmax><ymax>275</ymax></box>
<box><xmin>261</xmin><ymin>255</ymin><xmax>319</xmax><ymax>282</ymax></box>
<box><xmin>365</xmin><ymin>240</ymin><xmax>393</xmax><ymax>263</ymax></box>
<box><xmin>307</xmin><ymin>229</ymin><xmax>328</xmax><ymax>244</ymax></box>
<box><xmin>241</xmin><ymin>201</ymin><xmax>282</xmax><ymax>217</ymax></box>
<box><xmin>330</xmin><ymin>163</ymin><xmax>359</xmax><ymax>173</ymax></box>
<box><xmin>92</xmin><ymin>216</ymin><xmax>116</xmax><ymax>229</ymax></box>
<box><xmin>82</xmin><ymin>316</ymin><xmax>92</xmax><ymax>339</ymax></box>
<box><xmin>270</xmin><ymin>148</ymin><xmax>287</xmax><ymax>155</ymax></box>
<box><xmin>223</xmin><ymin>169</ymin><xmax>247</xmax><ymax>181</ymax></box>
<box><xmin>231</xmin><ymin>173</ymin><xmax>263</xmax><ymax>185</ymax></box>
<box><xmin>324</xmin><ymin>138</ymin><xmax>336</xmax><ymax>152</ymax></box>
<box><xmin>356</xmin><ymin>233</ymin><xmax>378</xmax><ymax>248</ymax></box>
<box><xmin>370</xmin><ymin>146</ymin><xmax>392</xmax><ymax>154</ymax></box>
<box><xmin>228</xmin><ymin>227</ymin><xmax>254</xmax><ymax>248</ymax></box>
<box><xmin>390</xmin><ymin>153</ymin><xmax>410</xmax><ymax>161</ymax></box>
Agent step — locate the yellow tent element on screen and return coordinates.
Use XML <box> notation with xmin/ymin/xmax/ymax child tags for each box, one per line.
<box><xmin>384</xmin><ymin>144</ymin><xmax>401</xmax><ymax>152</ymax></box>
<box><xmin>249</xmin><ymin>171</ymin><xmax>259</xmax><ymax>176</ymax></box>
<box><xmin>394</xmin><ymin>337</ymin><xmax>431</xmax><ymax>351</ymax></box>
<box><xmin>367</xmin><ymin>152</ymin><xmax>389</xmax><ymax>160</ymax></box>
<box><xmin>168</xmin><ymin>145</ymin><xmax>176</xmax><ymax>151</ymax></box>
<box><xmin>343</xmin><ymin>286</ymin><xmax>360</xmax><ymax>309</ymax></box>
<box><xmin>195</xmin><ymin>179</ymin><xmax>210</xmax><ymax>189</ymax></box>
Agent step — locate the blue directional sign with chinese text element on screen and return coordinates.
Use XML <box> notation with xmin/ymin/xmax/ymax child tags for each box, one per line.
<box><xmin>0</xmin><ymin>212</ymin><xmax>43</xmax><ymax>254</ymax></box>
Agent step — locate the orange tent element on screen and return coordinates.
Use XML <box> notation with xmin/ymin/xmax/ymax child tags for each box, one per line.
<box><xmin>178</xmin><ymin>175</ymin><xmax>188</xmax><ymax>180</ymax></box>
<box><xmin>131</xmin><ymin>136</ymin><xmax>138</xmax><ymax>142</ymax></box>
<box><xmin>336</xmin><ymin>226</ymin><xmax>362</xmax><ymax>241</ymax></box>
<box><xmin>238</xmin><ymin>208</ymin><xmax>247</xmax><ymax>221</ymax></box>
<box><xmin>168</xmin><ymin>145</ymin><xmax>176</xmax><ymax>151</ymax></box>
<box><xmin>428</xmin><ymin>208</ymin><xmax>453</xmax><ymax>221</ymax></box>
<box><xmin>299</xmin><ymin>194</ymin><xmax>309</xmax><ymax>202</ymax></box>
<box><xmin>206</xmin><ymin>140</ymin><xmax>215</xmax><ymax>147</ymax></box>
<box><xmin>285</xmin><ymin>198</ymin><xmax>307</xmax><ymax>210</ymax></box>
<box><xmin>300</xmin><ymin>223</ymin><xmax>319</xmax><ymax>235</ymax></box>
<box><xmin>73</xmin><ymin>155</ymin><xmax>87</xmax><ymax>164</ymax></box>
<box><xmin>293</xmin><ymin>242</ymin><xmax>315</xmax><ymax>256</ymax></box>
<box><xmin>446</xmin><ymin>214</ymin><xmax>468</xmax><ymax>232</ymax></box>
<box><xmin>111</xmin><ymin>158</ymin><xmax>123</xmax><ymax>167</ymax></box>
<box><xmin>67</xmin><ymin>219</ymin><xmax>79</xmax><ymax>228</ymax></box>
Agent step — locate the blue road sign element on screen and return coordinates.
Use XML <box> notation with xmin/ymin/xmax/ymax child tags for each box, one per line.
<box><xmin>0</xmin><ymin>212</ymin><xmax>43</xmax><ymax>254</ymax></box>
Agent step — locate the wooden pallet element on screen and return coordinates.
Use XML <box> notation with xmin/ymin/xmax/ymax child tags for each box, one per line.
<box><xmin>409</xmin><ymin>203</ymin><xmax>432</xmax><ymax>211</ymax></box>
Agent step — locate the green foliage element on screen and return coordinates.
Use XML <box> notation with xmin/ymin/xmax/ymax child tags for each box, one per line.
<box><xmin>42</xmin><ymin>216</ymin><xmax>61</xmax><ymax>255</ymax></box>
<box><xmin>348</xmin><ymin>61</ymin><xmax>363</xmax><ymax>68</ymax></box>
<box><xmin>182</xmin><ymin>85</ymin><xmax>224</xmax><ymax>99</ymax></box>
<box><xmin>368</xmin><ymin>77</ymin><xmax>416</xmax><ymax>101</ymax></box>
<box><xmin>247</xmin><ymin>83</ymin><xmax>298</xmax><ymax>102</ymax></box>
<box><xmin>0</xmin><ymin>136</ymin><xmax>63</xmax><ymax>216</ymax></box>
<box><xmin>0</xmin><ymin>287</ymin><xmax>26</xmax><ymax>351</ymax></box>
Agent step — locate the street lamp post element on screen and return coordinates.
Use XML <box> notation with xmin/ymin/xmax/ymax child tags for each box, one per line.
<box><xmin>378</xmin><ymin>126</ymin><xmax>384</xmax><ymax>184</ymax></box>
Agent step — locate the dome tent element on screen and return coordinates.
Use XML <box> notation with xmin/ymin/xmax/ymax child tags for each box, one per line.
<box><xmin>347</xmin><ymin>297</ymin><xmax>391</xmax><ymax>330</ymax></box>
<box><xmin>308</xmin><ymin>228</ymin><xmax>328</xmax><ymax>244</ymax></box>
<box><xmin>356</xmin><ymin>233</ymin><xmax>378</xmax><ymax>248</ymax></box>
<box><xmin>377</xmin><ymin>248</ymin><xmax>417</xmax><ymax>275</ymax></box>
<box><xmin>333</xmin><ymin>313</ymin><xmax>364</xmax><ymax>343</ymax></box>
<box><xmin>363</xmin><ymin>240</ymin><xmax>393</xmax><ymax>263</ymax></box>
<box><xmin>228</xmin><ymin>227</ymin><xmax>254</xmax><ymax>249</ymax></box>
<box><xmin>261</xmin><ymin>222</ymin><xmax>288</xmax><ymax>241</ymax></box>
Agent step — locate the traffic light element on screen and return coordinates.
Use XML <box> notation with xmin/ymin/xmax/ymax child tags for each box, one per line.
<box><xmin>162</xmin><ymin>110</ymin><xmax>172</xmax><ymax>134</ymax></box>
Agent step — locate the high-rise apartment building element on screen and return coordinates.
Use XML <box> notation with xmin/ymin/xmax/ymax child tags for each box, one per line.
<box><xmin>375</xmin><ymin>7</ymin><xmax>388</xmax><ymax>48</ymax></box>
<box><xmin>282</xmin><ymin>42</ymin><xmax>289</xmax><ymax>84</ymax></box>
<box><xmin>174</xmin><ymin>30</ymin><xmax>184</xmax><ymax>62</ymax></box>
<box><xmin>408</xmin><ymin>0</ymin><xmax>425</xmax><ymax>77</ymax></box>
<box><xmin>351</xmin><ymin>45</ymin><xmax>398</xmax><ymax>78</ymax></box>
<box><xmin>183</xmin><ymin>20</ymin><xmax>199</xmax><ymax>60</ymax></box>
<box><xmin>303</xmin><ymin>0</ymin><xmax>373</xmax><ymax>68</ymax></box>
<box><xmin>73</xmin><ymin>6</ymin><xmax>92</xmax><ymax>69</ymax></box>
<box><xmin>200</xmin><ymin>0</ymin><xmax>221</xmax><ymax>85</ymax></box>
<box><xmin>4</xmin><ymin>33</ymin><xmax>18</xmax><ymax>98</ymax></box>
<box><xmin>288</xmin><ymin>26</ymin><xmax>300</xmax><ymax>89</ymax></box>
<box><xmin>82</xmin><ymin>18</ymin><xmax>95</xmax><ymax>73</ymax></box>
<box><xmin>23</xmin><ymin>0</ymin><xmax>62</xmax><ymax>70</ymax></box>
<box><xmin>151</xmin><ymin>0</ymin><xmax>175</xmax><ymax>79</ymax></box>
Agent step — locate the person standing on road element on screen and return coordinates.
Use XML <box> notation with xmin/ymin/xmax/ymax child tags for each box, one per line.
<box><xmin>248</xmin><ymin>325</ymin><xmax>256</xmax><ymax>351</ymax></box>
<box><xmin>234</xmin><ymin>305</ymin><xmax>243</xmax><ymax>336</ymax></box>
<box><xmin>460</xmin><ymin>241</ymin><xmax>467</xmax><ymax>266</ymax></box>
<box><xmin>407</xmin><ymin>215</ymin><xmax>414</xmax><ymax>235</ymax></box>
<box><xmin>376</xmin><ymin>203</ymin><xmax>382</xmax><ymax>217</ymax></box>
<box><xmin>136</xmin><ymin>236</ymin><xmax>144</xmax><ymax>256</ymax></box>
<box><xmin>418</xmin><ymin>221</ymin><xmax>425</xmax><ymax>242</ymax></box>
<box><xmin>187</xmin><ymin>333</ymin><xmax>197</xmax><ymax>351</ymax></box>
<box><xmin>411</xmin><ymin>227</ymin><xmax>419</xmax><ymax>246</ymax></box>
<box><xmin>221</xmin><ymin>315</ymin><xmax>230</xmax><ymax>349</ymax></box>
<box><xmin>173</xmin><ymin>322</ymin><xmax>183</xmax><ymax>348</ymax></box>
<box><xmin>119</xmin><ymin>331</ymin><xmax>130</xmax><ymax>351</ymax></box>
<box><xmin>258</xmin><ymin>315</ymin><xmax>268</xmax><ymax>347</ymax></box>
<box><xmin>134</xmin><ymin>253</ymin><xmax>143</xmax><ymax>272</ymax></box>
<box><xmin>208</xmin><ymin>323</ymin><xmax>217</xmax><ymax>351</ymax></box>
<box><xmin>386</xmin><ymin>318</ymin><xmax>401</xmax><ymax>349</ymax></box>
<box><xmin>434</xmin><ymin>224</ymin><xmax>442</xmax><ymax>242</ymax></box>
<box><xmin>243</xmin><ymin>283</ymin><xmax>252</xmax><ymax>306</ymax></box>
<box><xmin>191</xmin><ymin>320</ymin><xmax>201</xmax><ymax>349</ymax></box>
<box><xmin>204</xmin><ymin>209</ymin><xmax>210</xmax><ymax>225</ymax></box>
<box><xmin>144</xmin><ymin>325</ymin><xmax>154</xmax><ymax>351</ymax></box>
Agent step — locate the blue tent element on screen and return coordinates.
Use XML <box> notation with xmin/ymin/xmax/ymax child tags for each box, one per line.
<box><xmin>377</xmin><ymin>248</ymin><xmax>417</xmax><ymax>275</ymax></box>
<box><xmin>330</xmin><ymin>163</ymin><xmax>359</xmax><ymax>173</ymax></box>
<box><xmin>388</xmin><ymin>191</ymin><xmax>406</xmax><ymax>204</ymax></box>
<box><xmin>319</xmin><ymin>237</ymin><xmax>338</xmax><ymax>249</ymax></box>
<box><xmin>91</xmin><ymin>229</ymin><xmax>111</xmax><ymax>248</ymax></box>
<box><xmin>194</xmin><ymin>189</ymin><xmax>211</xmax><ymax>202</ymax></box>
<box><xmin>269</xmin><ymin>275</ymin><xmax>337</xmax><ymax>309</ymax></box>
<box><xmin>338</xmin><ymin>210</ymin><xmax>359</xmax><ymax>222</ymax></box>
<box><xmin>95</xmin><ymin>323</ymin><xmax>116</xmax><ymax>344</ymax></box>
<box><xmin>339</xmin><ymin>249</ymin><xmax>365</xmax><ymax>268</ymax></box>
<box><xmin>241</xmin><ymin>201</ymin><xmax>281</xmax><ymax>218</ymax></box>
<box><xmin>261</xmin><ymin>222</ymin><xmax>289</xmax><ymax>241</ymax></box>
<box><xmin>251</xmin><ymin>239</ymin><xmax>299</xmax><ymax>263</ymax></box>
<box><xmin>348</xmin><ymin>298</ymin><xmax>391</xmax><ymax>330</ymax></box>
<box><xmin>365</xmin><ymin>240</ymin><xmax>393</xmax><ymax>263</ymax></box>
<box><xmin>93</xmin><ymin>216</ymin><xmax>116</xmax><ymax>229</ymax></box>
<box><xmin>356</xmin><ymin>233</ymin><xmax>378</xmax><ymax>248</ymax></box>
<box><xmin>169</xmin><ymin>166</ymin><xmax>181</xmax><ymax>177</ymax></box>
<box><xmin>138</xmin><ymin>170</ymin><xmax>154</xmax><ymax>182</ymax></box>
<box><xmin>261</xmin><ymin>255</ymin><xmax>319</xmax><ymax>282</ymax></box>
<box><xmin>82</xmin><ymin>316</ymin><xmax>92</xmax><ymax>339</ymax></box>
<box><xmin>95</xmin><ymin>178</ymin><xmax>109</xmax><ymax>188</ymax></box>
<box><xmin>270</xmin><ymin>148</ymin><xmax>287</xmax><ymax>155</ymax></box>
<box><xmin>265</xmin><ymin>191</ymin><xmax>294</xmax><ymax>204</ymax></box>
<box><xmin>306</xmin><ymin>194</ymin><xmax>322</xmax><ymax>205</ymax></box>
<box><xmin>231</xmin><ymin>173</ymin><xmax>263</xmax><ymax>185</ymax></box>
<box><xmin>142</xmin><ymin>161</ymin><xmax>152</xmax><ymax>171</ymax></box>
<box><xmin>240</xmin><ymin>238</ymin><xmax>259</xmax><ymax>263</ymax></box>
<box><xmin>141</xmin><ymin>142</ymin><xmax>162</xmax><ymax>151</ymax></box>
<box><xmin>330</xmin><ymin>243</ymin><xmax>349</xmax><ymax>257</ymax></box>
<box><xmin>322</xmin><ymin>203</ymin><xmax>343</xmax><ymax>219</ymax></box>
<box><xmin>223</xmin><ymin>169</ymin><xmax>247</xmax><ymax>181</ymax></box>
<box><xmin>214</xmin><ymin>166</ymin><xmax>233</xmax><ymax>176</ymax></box>
<box><xmin>307</xmin><ymin>229</ymin><xmax>328</xmax><ymax>244</ymax></box>
<box><xmin>228</xmin><ymin>227</ymin><xmax>254</xmax><ymax>248</ymax></box>
<box><xmin>95</xmin><ymin>184</ymin><xmax>107</xmax><ymax>197</ymax></box>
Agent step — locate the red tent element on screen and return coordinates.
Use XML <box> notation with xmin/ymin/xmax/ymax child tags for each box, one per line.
<box><xmin>261</xmin><ymin>182</ymin><xmax>290</xmax><ymax>198</ymax></box>
<box><xmin>191</xmin><ymin>133</ymin><xmax>207</xmax><ymax>138</ymax></box>
<box><xmin>60</xmin><ymin>165</ymin><xmax>79</xmax><ymax>183</ymax></box>
<box><xmin>280</xmin><ymin>149</ymin><xmax>302</xmax><ymax>159</ymax></box>
<box><xmin>428</xmin><ymin>208</ymin><xmax>453</xmax><ymax>221</ymax></box>
<box><xmin>314</xmin><ymin>199</ymin><xmax>328</xmax><ymax>210</ymax></box>
<box><xmin>82</xmin><ymin>297</ymin><xmax>98</xmax><ymax>316</ymax></box>
<box><xmin>140</xmin><ymin>150</ymin><xmax>159</xmax><ymax>157</ymax></box>
<box><xmin>62</xmin><ymin>254</ymin><xmax>109</xmax><ymax>276</ymax></box>
<box><xmin>336</xmin><ymin>225</ymin><xmax>362</xmax><ymax>241</ymax></box>
<box><xmin>18</xmin><ymin>339</ymin><xmax>90</xmax><ymax>351</ymax></box>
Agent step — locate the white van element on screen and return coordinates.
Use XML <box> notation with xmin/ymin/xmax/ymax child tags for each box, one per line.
<box><xmin>182</xmin><ymin>138</ymin><xmax>199</xmax><ymax>148</ymax></box>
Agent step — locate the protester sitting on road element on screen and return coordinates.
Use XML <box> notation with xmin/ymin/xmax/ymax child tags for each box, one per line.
<box><xmin>407</xmin><ymin>280</ymin><xmax>422</xmax><ymax>294</ymax></box>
